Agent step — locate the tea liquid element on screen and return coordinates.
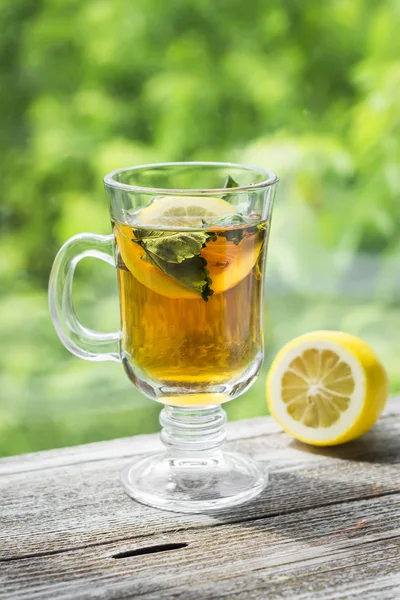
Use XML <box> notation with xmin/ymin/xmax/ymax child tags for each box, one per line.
<box><xmin>114</xmin><ymin>221</ymin><xmax>268</xmax><ymax>395</ymax></box>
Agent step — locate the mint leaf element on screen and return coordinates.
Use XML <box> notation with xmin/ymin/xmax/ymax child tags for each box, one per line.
<box><xmin>214</xmin><ymin>213</ymin><xmax>257</xmax><ymax>227</ymax></box>
<box><xmin>252</xmin><ymin>258</ymin><xmax>262</xmax><ymax>280</ymax></box>
<box><xmin>116</xmin><ymin>251</ymin><xmax>130</xmax><ymax>272</ymax></box>
<box><xmin>223</xmin><ymin>174</ymin><xmax>239</xmax><ymax>189</ymax></box>
<box><xmin>140</xmin><ymin>230</ymin><xmax>212</xmax><ymax>263</ymax></box>
<box><xmin>222</xmin><ymin>174</ymin><xmax>240</xmax><ymax>201</ymax></box>
<box><xmin>132</xmin><ymin>229</ymin><xmax>215</xmax><ymax>301</ymax></box>
<box><xmin>212</xmin><ymin>213</ymin><xmax>266</xmax><ymax>245</ymax></box>
<box><xmin>142</xmin><ymin>251</ymin><xmax>213</xmax><ymax>301</ymax></box>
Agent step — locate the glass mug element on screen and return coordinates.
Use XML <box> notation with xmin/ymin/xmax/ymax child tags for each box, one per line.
<box><xmin>49</xmin><ymin>162</ymin><xmax>278</xmax><ymax>512</ymax></box>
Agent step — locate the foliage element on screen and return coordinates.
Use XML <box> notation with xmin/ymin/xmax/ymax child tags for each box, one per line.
<box><xmin>1</xmin><ymin>0</ymin><xmax>400</xmax><ymax>455</ymax></box>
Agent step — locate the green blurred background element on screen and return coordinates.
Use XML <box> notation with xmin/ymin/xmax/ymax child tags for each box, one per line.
<box><xmin>1</xmin><ymin>0</ymin><xmax>399</xmax><ymax>456</ymax></box>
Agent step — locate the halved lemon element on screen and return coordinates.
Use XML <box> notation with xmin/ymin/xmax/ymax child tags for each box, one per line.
<box><xmin>115</xmin><ymin>196</ymin><xmax>262</xmax><ymax>299</ymax></box>
<box><xmin>267</xmin><ymin>331</ymin><xmax>388</xmax><ymax>446</ymax></box>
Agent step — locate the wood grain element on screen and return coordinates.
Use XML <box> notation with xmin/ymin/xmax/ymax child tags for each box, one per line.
<box><xmin>0</xmin><ymin>398</ymin><xmax>399</xmax><ymax>599</ymax></box>
<box><xmin>1</xmin><ymin>410</ymin><xmax>399</xmax><ymax>561</ymax></box>
<box><xmin>1</xmin><ymin>398</ymin><xmax>398</xmax><ymax>476</ymax></box>
<box><xmin>1</xmin><ymin>495</ymin><xmax>399</xmax><ymax>599</ymax></box>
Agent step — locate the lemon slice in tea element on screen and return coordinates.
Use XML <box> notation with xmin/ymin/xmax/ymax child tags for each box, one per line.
<box><xmin>137</xmin><ymin>195</ymin><xmax>236</xmax><ymax>226</ymax></box>
<box><xmin>115</xmin><ymin>196</ymin><xmax>263</xmax><ymax>299</ymax></box>
<box><xmin>267</xmin><ymin>331</ymin><xmax>388</xmax><ymax>446</ymax></box>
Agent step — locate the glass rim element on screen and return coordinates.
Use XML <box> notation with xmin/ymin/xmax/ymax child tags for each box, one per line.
<box><xmin>103</xmin><ymin>161</ymin><xmax>278</xmax><ymax>194</ymax></box>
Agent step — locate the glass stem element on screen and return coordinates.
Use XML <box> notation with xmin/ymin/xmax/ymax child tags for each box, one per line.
<box><xmin>160</xmin><ymin>405</ymin><xmax>227</xmax><ymax>456</ymax></box>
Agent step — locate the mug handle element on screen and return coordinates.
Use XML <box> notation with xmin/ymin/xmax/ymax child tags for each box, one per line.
<box><xmin>48</xmin><ymin>233</ymin><xmax>121</xmax><ymax>362</ymax></box>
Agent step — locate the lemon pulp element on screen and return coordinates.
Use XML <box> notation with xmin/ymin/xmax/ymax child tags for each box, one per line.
<box><xmin>282</xmin><ymin>348</ymin><xmax>354</xmax><ymax>428</ymax></box>
<box><xmin>267</xmin><ymin>331</ymin><xmax>389</xmax><ymax>446</ymax></box>
<box><xmin>137</xmin><ymin>195</ymin><xmax>236</xmax><ymax>227</ymax></box>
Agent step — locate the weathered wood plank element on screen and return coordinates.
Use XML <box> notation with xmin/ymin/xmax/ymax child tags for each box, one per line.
<box><xmin>0</xmin><ymin>417</ymin><xmax>282</xmax><ymax>476</ymax></box>
<box><xmin>1</xmin><ymin>412</ymin><xmax>399</xmax><ymax>561</ymax></box>
<box><xmin>1</xmin><ymin>397</ymin><xmax>398</xmax><ymax>475</ymax></box>
<box><xmin>1</xmin><ymin>495</ymin><xmax>399</xmax><ymax>599</ymax></box>
<box><xmin>0</xmin><ymin>417</ymin><xmax>280</xmax><ymax>475</ymax></box>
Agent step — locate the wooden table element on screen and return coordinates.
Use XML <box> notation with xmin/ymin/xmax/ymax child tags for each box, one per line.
<box><xmin>1</xmin><ymin>398</ymin><xmax>399</xmax><ymax>599</ymax></box>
